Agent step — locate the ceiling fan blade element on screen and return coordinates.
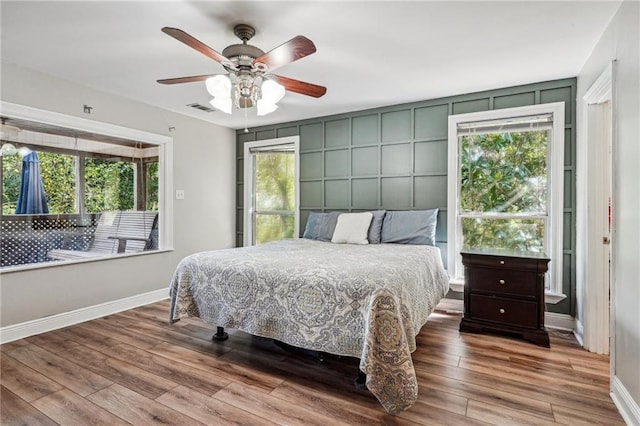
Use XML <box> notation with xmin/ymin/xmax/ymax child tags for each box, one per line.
<box><xmin>271</xmin><ymin>75</ymin><xmax>327</xmax><ymax>98</ymax></box>
<box><xmin>157</xmin><ymin>74</ymin><xmax>219</xmax><ymax>85</ymax></box>
<box><xmin>254</xmin><ymin>36</ymin><xmax>316</xmax><ymax>72</ymax></box>
<box><xmin>161</xmin><ymin>27</ymin><xmax>238</xmax><ymax>71</ymax></box>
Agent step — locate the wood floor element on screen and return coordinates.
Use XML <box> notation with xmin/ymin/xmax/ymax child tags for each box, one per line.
<box><xmin>1</xmin><ymin>300</ymin><xmax>625</xmax><ymax>425</ymax></box>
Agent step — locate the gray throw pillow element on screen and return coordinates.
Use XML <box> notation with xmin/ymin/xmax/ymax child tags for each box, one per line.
<box><xmin>367</xmin><ymin>210</ymin><xmax>386</xmax><ymax>244</ymax></box>
<box><xmin>380</xmin><ymin>209</ymin><xmax>438</xmax><ymax>246</ymax></box>
<box><xmin>303</xmin><ymin>211</ymin><xmax>341</xmax><ymax>241</ymax></box>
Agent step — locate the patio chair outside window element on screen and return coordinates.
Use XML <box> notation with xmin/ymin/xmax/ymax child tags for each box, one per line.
<box><xmin>47</xmin><ymin>210</ymin><xmax>158</xmax><ymax>261</ymax></box>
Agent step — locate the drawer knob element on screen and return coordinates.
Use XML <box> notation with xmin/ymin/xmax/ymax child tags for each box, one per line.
<box><xmin>499</xmin><ymin>308</ymin><xmax>505</xmax><ymax>314</ymax></box>
<box><xmin>499</xmin><ymin>260</ymin><xmax>505</xmax><ymax>265</ymax></box>
<box><xmin>499</xmin><ymin>279</ymin><xmax>506</xmax><ymax>285</ymax></box>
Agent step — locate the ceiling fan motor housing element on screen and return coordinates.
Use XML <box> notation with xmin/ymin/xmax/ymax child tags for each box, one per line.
<box><xmin>222</xmin><ymin>24</ymin><xmax>266</xmax><ymax>71</ymax></box>
<box><xmin>222</xmin><ymin>44</ymin><xmax>265</xmax><ymax>68</ymax></box>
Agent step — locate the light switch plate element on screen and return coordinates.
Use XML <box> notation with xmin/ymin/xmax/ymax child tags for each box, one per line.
<box><xmin>175</xmin><ymin>189</ymin><xmax>185</xmax><ymax>199</ymax></box>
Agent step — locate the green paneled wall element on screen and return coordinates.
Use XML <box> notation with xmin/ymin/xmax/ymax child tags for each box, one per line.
<box><xmin>236</xmin><ymin>78</ymin><xmax>577</xmax><ymax>315</ymax></box>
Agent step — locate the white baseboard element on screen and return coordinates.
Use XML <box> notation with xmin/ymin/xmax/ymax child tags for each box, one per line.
<box><xmin>544</xmin><ymin>312</ymin><xmax>575</xmax><ymax>331</ymax></box>
<box><xmin>448</xmin><ymin>280</ymin><xmax>464</xmax><ymax>293</ymax></box>
<box><xmin>611</xmin><ymin>375</ymin><xmax>640</xmax><ymax>425</ymax></box>
<box><xmin>437</xmin><ymin>300</ymin><xmax>577</xmax><ymax>333</ymax></box>
<box><xmin>574</xmin><ymin>319</ymin><xmax>585</xmax><ymax>346</ymax></box>
<box><xmin>0</xmin><ymin>288</ymin><xmax>169</xmax><ymax>344</ymax></box>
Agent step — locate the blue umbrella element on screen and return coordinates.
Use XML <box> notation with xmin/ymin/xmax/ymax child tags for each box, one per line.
<box><xmin>15</xmin><ymin>151</ymin><xmax>49</xmax><ymax>214</ymax></box>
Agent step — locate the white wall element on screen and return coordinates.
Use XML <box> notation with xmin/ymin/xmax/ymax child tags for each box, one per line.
<box><xmin>577</xmin><ymin>0</ymin><xmax>640</xmax><ymax>415</ymax></box>
<box><xmin>0</xmin><ymin>64</ymin><xmax>236</xmax><ymax>327</ymax></box>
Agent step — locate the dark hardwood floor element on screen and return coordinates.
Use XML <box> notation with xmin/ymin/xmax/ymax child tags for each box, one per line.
<box><xmin>1</xmin><ymin>300</ymin><xmax>625</xmax><ymax>425</ymax></box>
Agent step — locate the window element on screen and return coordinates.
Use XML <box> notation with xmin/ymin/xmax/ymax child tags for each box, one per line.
<box><xmin>3</xmin><ymin>153</ymin><xmax>159</xmax><ymax>215</ymax></box>
<box><xmin>244</xmin><ymin>137</ymin><xmax>299</xmax><ymax>246</ymax></box>
<box><xmin>448</xmin><ymin>103</ymin><xmax>565</xmax><ymax>299</ymax></box>
<box><xmin>0</xmin><ymin>101</ymin><xmax>172</xmax><ymax>270</ymax></box>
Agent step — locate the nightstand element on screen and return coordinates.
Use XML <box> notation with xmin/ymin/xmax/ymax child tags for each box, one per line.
<box><xmin>459</xmin><ymin>248</ymin><xmax>550</xmax><ymax>347</ymax></box>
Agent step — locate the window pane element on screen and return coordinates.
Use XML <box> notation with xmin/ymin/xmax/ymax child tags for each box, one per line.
<box><xmin>255</xmin><ymin>153</ymin><xmax>295</xmax><ymax>211</ymax></box>
<box><xmin>2</xmin><ymin>151</ymin><xmax>76</xmax><ymax>214</ymax></box>
<box><xmin>460</xmin><ymin>130</ymin><xmax>548</xmax><ymax>214</ymax></box>
<box><xmin>255</xmin><ymin>214</ymin><xmax>294</xmax><ymax>245</ymax></box>
<box><xmin>84</xmin><ymin>158</ymin><xmax>134</xmax><ymax>212</ymax></box>
<box><xmin>2</xmin><ymin>154</ymin><xmax>22</xmax><ymax>214</ymax></box>
<box><xmin>145</xmin><ymin>161</ymin><xmax>159</xmax><ymax>211</ymax></box>
<box><xmin>462</xmin><ymin>217</ymin><xmax>544</xmax><ymax>252</ymax></box>
<box><xmin>40</xmin><ymin>152</ymin><xmax>76</xmax><ymax>214</ymax></box>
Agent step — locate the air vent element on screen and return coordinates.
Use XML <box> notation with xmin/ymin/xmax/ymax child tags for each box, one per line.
<box><xmin>186</xmin><ymin>103</ymin><xmax>215</xmax><ymax>113</ymax></box>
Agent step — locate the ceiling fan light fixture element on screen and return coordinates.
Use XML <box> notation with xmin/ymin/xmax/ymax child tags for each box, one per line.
<box><xmin>205</xmin><ymin>75</ymin><xmax>231</xmax><ymax>98</ymax></box>
<box><xmin>206</xmin><ymin>75</ymin><xmax>233</xmax><ymax>114</ymax></box>
<box><xmin>256</xmin><ymin>99</ymin><xmax>278</xmax><ymax>116</ymax></box>
<box><xmin>261</xmin><ymin>79</ymin><xmax>285</xmax><ymax>104</ymax></box>
<box><xmin>256</xmin><ymin>79</ymin><xmax>284</xmax><ymax>116</ymax></box>
<box><xmin>209</xmin><ymin>96</ymin><xmax>233</xmax><ymax>114</ymax></box>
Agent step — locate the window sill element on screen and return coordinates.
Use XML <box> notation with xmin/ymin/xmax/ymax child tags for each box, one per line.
<box><xmin>0</xmin><ymin>248</ymin><xmax>175</xmax><ymax>274</ymax></box>
<box><xmin>545</xmin><ymin>291</ymin><xmax>567</xmax><ymax>304</ymax></box>
<box><xmin>449</xmin><ymin>277</ymin><xmax>464</xmax><ymax>293</ymax></box>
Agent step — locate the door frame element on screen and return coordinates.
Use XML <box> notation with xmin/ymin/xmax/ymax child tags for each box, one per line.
<box><xmin>577</xmin><ymin>62</ymin><xmax>615</xmax><ymax>356</ymax></box>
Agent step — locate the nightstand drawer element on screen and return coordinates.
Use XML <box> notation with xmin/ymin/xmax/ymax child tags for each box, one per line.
<box><xmin>466</xmin><ymin>268</ymin><xmax>537</xmax><ymax>297</ymax></box>
<box><xmin>469</xmin><ymin>294</ymin><xmax>538</xmax><ymax>328</ymax></box>
<box><xmin>462</xmin><ymin>254</ymin><xmax>546</xmax><ymax>272</ymax></box>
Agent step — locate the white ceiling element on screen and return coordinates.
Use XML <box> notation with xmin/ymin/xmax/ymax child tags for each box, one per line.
<box><xmin>1</xmin><ymin>1</ymin><xmax>621</xmax><ymax>131</ymax></box>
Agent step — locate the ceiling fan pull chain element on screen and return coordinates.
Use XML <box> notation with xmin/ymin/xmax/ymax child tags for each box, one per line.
<box><xmin>244</xmin><ymin>106</ymin><xmax>249</xmax><ymax>133</ymax></box>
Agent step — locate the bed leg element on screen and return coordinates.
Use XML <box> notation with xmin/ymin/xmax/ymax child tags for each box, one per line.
<box><xmin>212</xmin><ymin>326</ymin><xmax>229</xmax><ymax>341</ymax></box>
<box><xmin>354</xmin><ymin>370</ymin><xmax>367</xmax><ymax>390</ymax></box>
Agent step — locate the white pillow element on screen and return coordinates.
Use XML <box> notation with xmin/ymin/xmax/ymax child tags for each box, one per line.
<box><xmin>331</xmin><ymin>212</ymin><xmax>374</xmax><ymax>244</ymax></box>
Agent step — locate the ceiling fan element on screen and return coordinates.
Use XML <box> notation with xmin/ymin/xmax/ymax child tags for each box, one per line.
<box><xmin>157</xmin><ymin>24</ymin><xmax>327</xmax><ymax>116</ymax></box>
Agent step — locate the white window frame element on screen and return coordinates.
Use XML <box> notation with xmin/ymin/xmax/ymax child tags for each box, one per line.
<box><xmin>447</xmin><ymin>102</ymin><xmax>566</xmax><ymax>302</ymax></box>
<box><xmin>0</xmin><ymin>101</ymin><xmax>173</xmax><ymax>272</ymax></box>
<box><xmin>243</xmin><ymin>136</ymin><xmax>300</xmax><ymax>247</ymax></box>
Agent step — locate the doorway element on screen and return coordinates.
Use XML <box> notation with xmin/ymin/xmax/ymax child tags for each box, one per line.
<box><xmin>578</xmin><ymin>62</ymin><xmax>614</xmax><ymax>356</ymax></box>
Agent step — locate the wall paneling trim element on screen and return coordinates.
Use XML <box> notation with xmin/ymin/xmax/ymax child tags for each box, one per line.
<box><xmin>236</xmin><ymin>78</ymin><xmax>577</xmax><ymax>315</ymax></box>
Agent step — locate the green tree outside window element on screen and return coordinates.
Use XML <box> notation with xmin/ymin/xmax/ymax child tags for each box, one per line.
<box><xmin>460</xmin><ymin>130</ymin><xmax>548</xmax><ymax>252</ymax></box>
<box><xmin>84</xmin><ymin>159</ymin><xmax>134</xmax><ymax>212</ymax></box>
<box><xmin>254</xmin><ymin>152</ymin><xmax>295</xmax><ymax>245</ymax></box>
<box><xmin>2</xmin><ymin>153</ymin><xmax>157</xmax><ymax>215</ymax></box>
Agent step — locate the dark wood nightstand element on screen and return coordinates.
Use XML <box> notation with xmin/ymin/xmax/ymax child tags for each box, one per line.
<box><xmin>459</xmin><ymin>248</ymin><xmax>550</xmax><ymax>347</ymax></box>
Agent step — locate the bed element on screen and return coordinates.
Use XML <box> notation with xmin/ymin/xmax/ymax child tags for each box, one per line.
<box><xmin>169</xmin><ymin>230</ymin><xmax>449</xmax><ymax>414</ymax></box>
